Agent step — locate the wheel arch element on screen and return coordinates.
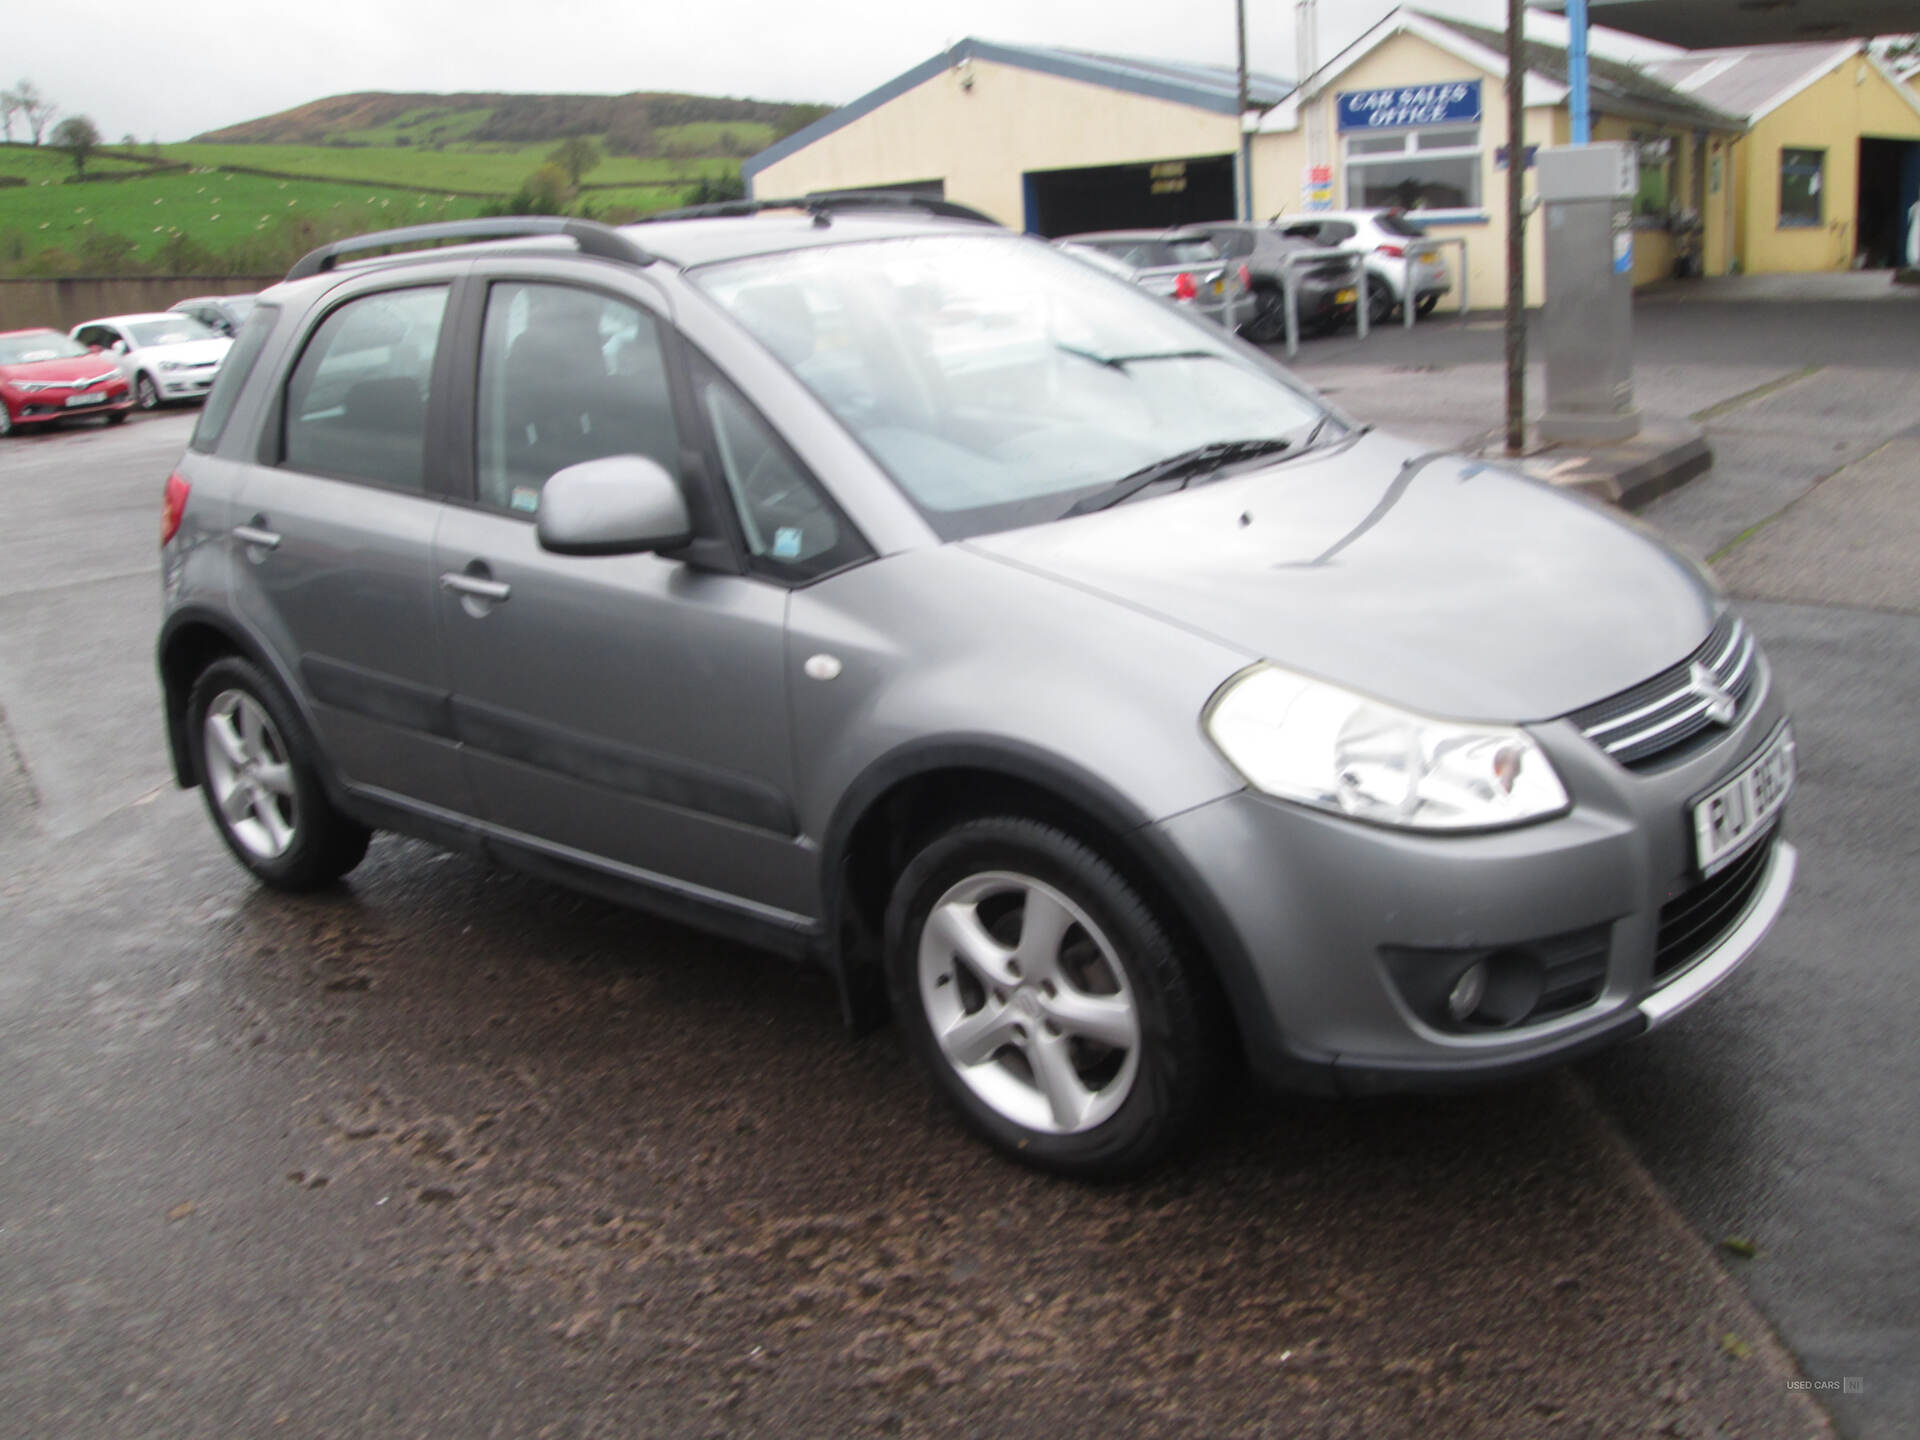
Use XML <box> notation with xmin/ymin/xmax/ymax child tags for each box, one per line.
<box><xmin>158</xmin><ymin>607</ymin><xmax>314</xmax><ymax>790</ymax></box>
<box><xmin>821</xmin><ymin>738</ymin><xmax>1258</xmax><ymax>1070</ymax></box>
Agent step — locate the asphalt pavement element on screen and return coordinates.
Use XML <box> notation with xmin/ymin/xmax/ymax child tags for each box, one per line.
<box><xmin>1292</xmin><ymin>286</ymin><xmax>1920</xmax><ymax>1439</ymax></box>
<box><xmin>0</xmin><ymin>304</ymin><xmax>1895</xmax><ymax>1440</ymax></box>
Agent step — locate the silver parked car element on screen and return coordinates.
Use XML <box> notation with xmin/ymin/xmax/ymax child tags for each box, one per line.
<box><xmin>1054</xmin><ymin>228</ymin><xmax>1247</xmax><ymax>330</ymax></box>
<box><xmin>158</xmin><ymin>206</ymin><xmax>1795</xmax><ymax>1178</ymax></box>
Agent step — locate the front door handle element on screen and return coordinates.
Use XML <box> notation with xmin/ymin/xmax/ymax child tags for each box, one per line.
<box><xmin>232</xmin><ymin>523</ymin><xmax>281</xmax><ymax>550</ymax></box>
<box><xmin>439</xmin><ymin>571</ymin><xmax>512</xmax><ymax>602</ymax></box>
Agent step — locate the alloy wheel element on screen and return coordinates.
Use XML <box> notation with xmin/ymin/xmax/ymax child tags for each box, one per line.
<box><xmin>201</xmin><ymin>688</ymin><xmax>300</xmax><ymax>860</ymax></box>
<box><xmin>136</xmin><ymin>374</ymin><xmax>159</xmax><ymax>410</ymax></box>
<box><xmin>917</xmin><ymin>870</ymin><xmax>1141</xmax><ymax>1135</ymax></box>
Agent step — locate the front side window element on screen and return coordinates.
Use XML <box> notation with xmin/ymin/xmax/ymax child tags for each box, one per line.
<box><xmin>1779</xmin><ymin>148</ymin><xmax>1824</xmax><ymax>228</ymax></box>
<box><xmin>695</xmin><ymin>235</ymin><xmax>1327</xmax><ymax>539</ymax></box>
<box><xmin>282</xmin><ymin>285</ymin><xmax>448</xmax><ymax>491</ymax></box>
<box><xmin>1343</xmin><ymin>126</ymin><xmax>1481</xmax><ymax>212</ymax></box>
<box><xmin>474</xmin><ymin>282</ymin><xmax>679</xmax><ymax>516</ymax></box>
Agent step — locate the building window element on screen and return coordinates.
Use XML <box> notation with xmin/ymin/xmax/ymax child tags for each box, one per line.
<box><xmin>1779</xmin><ymin>148</ymin><xmax>1824</xmax><ymax>228</ymax></box>
<box><xmin>1342</xmin><ymin>124</ymin><xmax>1481</xmax><ymax>213</ymax></box>
<box><xmin>1633</xmin><ymin>134</ymin><xmax>1674</xmax><ymax>225</ymax></box>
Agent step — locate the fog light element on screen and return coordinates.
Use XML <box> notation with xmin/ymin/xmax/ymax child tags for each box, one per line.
<box><xmin>1446</xmin><ymin>961</ymin><xmax>1488</xmax><ymax>1022</ymax></box>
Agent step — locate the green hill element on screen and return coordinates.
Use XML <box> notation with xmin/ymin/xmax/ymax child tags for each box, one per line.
<box><xmin>0</xmin><ymin>87</ymin><xmax>829</xmax><ymax>277</ymax></box>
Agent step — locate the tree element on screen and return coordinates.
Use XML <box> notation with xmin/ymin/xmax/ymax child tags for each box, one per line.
<box><xmin>505</xmin><ymin>162</ymin><xmax>576</xmax><ymax>215</ymax></box>
<box><xmin>546</xmin><ymin>136</ymin><xmax>603</xmax><ymax>187</ymax></box>
<box><xmin>0</xmin><ymin>87</ymin><xmax>18</xmax><ymax>144</ymax></box>
<box><xmin>11</xmin><ymin>80</ymin><xmax>55</xmax><ymax>145</ymax></box>
<box><xmin>52</xmin><ymin>115</ymin><xmax>100</xmax><ymax>177</ymax></box>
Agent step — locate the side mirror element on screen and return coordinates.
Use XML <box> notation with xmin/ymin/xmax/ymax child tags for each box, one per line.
<box><xmin>536</xmin><ymin>454</ymin><xmax>692</xmax><ymax>557</ymax></box>
<box><xmin>113</xmin><ymin>340</ymin><xmax>129</xmax><ymax>354</ymax></box>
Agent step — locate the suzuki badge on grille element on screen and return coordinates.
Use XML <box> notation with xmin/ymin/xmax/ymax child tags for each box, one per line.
<box><xmin>1689</xmin><ymin>661</ymin><xmax>1737</xmax><ymax>726</ymax></box>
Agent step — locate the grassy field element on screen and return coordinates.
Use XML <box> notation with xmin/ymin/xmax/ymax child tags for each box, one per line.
<box><xmin>0</xmin><ymin>143</ymin><xmax>166</xmax><ymax>182</ymax></box>
<box><xmin>0</xmin><ymin>169</ymin><xmax>494</xmax><ymax>266</ymax></box>
<box><xmin>161</xmin><ymin>142</ymin><xmax>739</xmax><ymax>194</ymax></box>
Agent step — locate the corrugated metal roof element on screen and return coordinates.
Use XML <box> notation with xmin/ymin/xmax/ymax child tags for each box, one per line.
<box><xmin>1640</xmin><ymin>43</ymin><xmax>1859</xmax><ymax>122</ymax></box>
<box><xmin>745</xmin><ymin>37</ymin><xmax>1292</xmax><ymax>184</ymax></box>
<box><xmin>1416</xmin><ymin>11</ymin><xmax>1744</xmax><ymax>131</ymax></box>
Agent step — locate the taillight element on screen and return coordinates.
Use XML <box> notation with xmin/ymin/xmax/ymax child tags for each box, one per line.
<box><xmin>1376</xmin><ymin>243</ymin><xmax>1406</xmax><ymax>258</ymax></box>
<box><xmin>161</xmin><ymin>471</ymin><xmax>190</xmax><ymax>545</ymax></box>
<box><xmin>1238</xmin><ymin>263</ymin><xmax>1253</xmax><ymax>289</ymax></box>
<box><xmin>1173</xmin><ymin>272</ymin><xmax>1198</xmax><ymax>301</ymax></box>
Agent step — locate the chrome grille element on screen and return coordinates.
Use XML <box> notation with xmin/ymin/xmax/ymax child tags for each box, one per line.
<box><xmin>1570</xmin><ymin>614</ymin><xmax>1758</xmax><ymax>769</ymax></box>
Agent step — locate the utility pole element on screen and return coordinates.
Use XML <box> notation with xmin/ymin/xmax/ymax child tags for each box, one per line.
<box><xmin>1504</xmin><ymin>0</ymin><xmax>1526</xmax><ymax>454</ymax></box>
<box><xmin>1236</xmin><ymin>0</ymin><xmax>1252</xmax><ymax>220</ymax></box>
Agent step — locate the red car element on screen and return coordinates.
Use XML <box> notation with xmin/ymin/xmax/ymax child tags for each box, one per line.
<box><xmin>0</xmin><ymin>328</ymin><xmax>135</xmax><ymax>437</ymax></box>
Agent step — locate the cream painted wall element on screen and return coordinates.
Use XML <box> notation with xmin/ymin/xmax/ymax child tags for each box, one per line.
<box><xmin>1737</xmin><ymin>57</ymin><xmax>1920</xmax><ymax>274</ymax></box>
<box><xmin>1250</xmin><ymin>31</ymin><xmax>1555</xmax><ymax>307</ymax></box>
<box><xmin>750</xmin><ymin>57</ymin><xmax>1242</xmax><ymax>229</ymax></box>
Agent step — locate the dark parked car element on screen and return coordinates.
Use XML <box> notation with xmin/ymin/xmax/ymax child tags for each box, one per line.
<box><xmin>158</xmin><ymin>206</ymin><xmax>1796</xmax><ymax>1179</ymax></box>
<box><xmin>171</xmin><ymin>293</ymin><xmax>259</xmax><ymax>339</ymax></box>
<box><xmin>1191</xmin><ymin>221</ymin><xmax>1361</xmax><ymax>343</ymax></box>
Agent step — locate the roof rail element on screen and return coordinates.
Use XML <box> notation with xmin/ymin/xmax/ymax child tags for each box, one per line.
<box><xmin>284</xmin><ymin>216</ymin><xmax>653</xmax><ymax>282</ymax></box>
<box><xmin>636</xmin><ymin>191</ymin><xmax>1002</xmax><ymax>228</ymax></box>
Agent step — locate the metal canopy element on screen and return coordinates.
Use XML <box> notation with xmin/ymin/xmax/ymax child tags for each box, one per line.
<box><xmin>1532</xmin><ymin>0</ymin><xmax>1913</xmax><ymax>48</ymax></box>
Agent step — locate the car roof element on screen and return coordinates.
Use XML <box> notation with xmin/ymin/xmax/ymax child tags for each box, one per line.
<box><xmin>80</xmin><ymin>313</ymin><xmax>190</xmax><ymax>326</ymax></box>
<box><xmin>1056</xmin><ymin>228</ymin><xmax>1216</xmax><ymax>242</ymax></box>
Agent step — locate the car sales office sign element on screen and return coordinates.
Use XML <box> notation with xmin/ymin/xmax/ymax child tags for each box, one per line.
<box><xmin>1337</xmin><ymin>80</ymin><xmax>1481</xmax><ymax>132</ymax></box>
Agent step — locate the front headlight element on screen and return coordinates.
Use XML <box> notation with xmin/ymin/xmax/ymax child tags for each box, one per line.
<box><xmin>1205</xmin><ymin>664</ymin><xmax>1569</xmax><ymax>831</ymax></box>
<box><xmin>158</xmin><ymin>361</ymin><xmax>183</xmax><ymax>372</ymax></box>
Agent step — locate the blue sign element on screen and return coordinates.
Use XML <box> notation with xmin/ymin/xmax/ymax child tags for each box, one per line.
<box><xmin>1336</xmin><ymin>80</ymin><xmax>1481</xmax><ymax>132</ymax></box>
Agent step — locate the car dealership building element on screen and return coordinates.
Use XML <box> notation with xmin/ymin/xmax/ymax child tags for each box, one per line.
<box><xmin>746</xmin><ymin>5</ymin><xmax>1916</xmax><ymax>300</ymax></box>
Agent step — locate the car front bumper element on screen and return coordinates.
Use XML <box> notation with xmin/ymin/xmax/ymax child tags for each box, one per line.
<box><xmin>156</xmin><ymin>370</ymin><xmax>218</xmax><ymax>400</ymax></box>
<box><xmin>1149</xmin><ymin>660</ymin><xmax>1795</xmax><ymax>1095</ymax></box>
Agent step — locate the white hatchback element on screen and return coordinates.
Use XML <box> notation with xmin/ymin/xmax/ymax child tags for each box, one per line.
<box><xmin>1280</xmin><ymin>210</ymin><xmax>1451</xmax><ymax>322</ymax></box>
<box><xmin>70</xmin><ymin>312</ymin><xmax>232</xmax><ymax>410</ymax></box>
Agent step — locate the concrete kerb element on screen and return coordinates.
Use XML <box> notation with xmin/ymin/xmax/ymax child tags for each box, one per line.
<box><xmin>1467</xmin><ymin>416</ymin><xmax>1712</xmax><ymax>510</ymax></box>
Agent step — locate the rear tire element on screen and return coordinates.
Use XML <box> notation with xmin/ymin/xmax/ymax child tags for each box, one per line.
<box><xmin>885</xmin><ymin>815</ymin><xmax>1220</xmax><ymax>1178</ymax></box>
<box><xmin>1365</xmin><ymin>280</ymin><xmax>1395</xmax><ymax>327</ymax></box>
<box><xmin>1415</xmin><ymin>293</ymin><xmax>1440</xmax><ymax>319</ymax></box>
<box><xmin>186</xmin><ymin>656</ymin><xmax>370</xmax><ymax>891</ymax></box>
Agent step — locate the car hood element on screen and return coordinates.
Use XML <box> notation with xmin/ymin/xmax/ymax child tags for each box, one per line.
<box><xmin>0</xmin><ymin>355</ymin><xmax>121</xmax><ymax>384</ymax></box>
<box><xmin>962</xmin><ymin>430</ymin><xmax>1718</xmax><ymax>722</ymax></box>
<box><xmin>139</xmin><ymin>338</ymin><xmax>230</xmax><ymax>365</ymax></box>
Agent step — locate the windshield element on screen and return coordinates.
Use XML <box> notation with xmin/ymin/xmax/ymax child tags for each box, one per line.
<box><xmin>0</xmin><ymin>332</ymin><xmax>88</xmax><ymax>365</ymax></box>
<box><xmin>127</xmin><ymin>317</ymin><xmax>219</xmax><ymax>348</ymax></box>
<box><xmin>695</xmin><ymin>235</ymin><xmax>1326</xmax><ymax>538</ymax></box>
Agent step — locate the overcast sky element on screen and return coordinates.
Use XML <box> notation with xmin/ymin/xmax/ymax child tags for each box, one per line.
<box><xmin>12</xmin><ymin>1</ymin><xmax>1679</xmax><ymax>146</ymax></box>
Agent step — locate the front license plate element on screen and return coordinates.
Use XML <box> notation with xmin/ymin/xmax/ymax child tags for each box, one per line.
<box><xmin>1335</xmin><ymin>288</ymin><xmax>1356</xmax><ymax>303</ymax></box>
<box><xmin>1693</xmin><ymin>722</ymin><xmax>1795</xmax><ymax>874</ymax></box>
<box><xmin>65</xmin><ymin>391</ymin><xmax>107</xmax><ymax>407</ymax></box>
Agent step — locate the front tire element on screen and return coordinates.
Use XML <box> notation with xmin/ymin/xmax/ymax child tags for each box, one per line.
<box><xmin>186</xmin><ymin>656</ymin><xmax>370</xmax><ymax>891</ymax></box>
<box><xmin>136</xmin><ymin>373</ymin><xmax>160</xmax><ymax>410</ymax></box>
<box><xmin>105</xmin><ymin>409</ymin><xmax>129</xmax><ymax>426</ymax></box>
<box><xmin>885</xmin><ymin>816</ymin><xmax>1220</xmax><ymax>1178</ymax></box>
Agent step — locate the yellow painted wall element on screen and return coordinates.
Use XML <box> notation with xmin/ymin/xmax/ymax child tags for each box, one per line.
<box><xmin>1250</xmin><ymin>30</ymin><xmax>1732</xmax><ymax>305</ymax></box>
<box><xmin>1737</xmin><ymin>55</ymin><xmax>1920</xmax><ymax>273</ymax></box>
<box><xmin>1252</xmin><ymin>32</ymin><xmax>1555</xmax><ymax>306</ymax></box>
<box><xmin>750</xmin><ymin>57</ymin><xmax>1242</xmax><ymax>228</ymax></box>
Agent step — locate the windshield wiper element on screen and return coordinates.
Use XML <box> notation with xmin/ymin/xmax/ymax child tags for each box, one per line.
<box><xmin>1062</xmin><ymin>437</ymin><xmax>1295</xmax><ymax>517</ymax></box>
<box><xmin>1055</xmin><ymin>345</ymin><xmax>1219</xmax><ymax>371</ymax></box>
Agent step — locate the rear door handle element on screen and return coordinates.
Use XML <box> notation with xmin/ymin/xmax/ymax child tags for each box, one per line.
<box><xmin>232</xmin><ymin>524</ymin><xmax>281</xmax><ymax>550</ymax></box>
<box><xmin>439</xmin><ymin>572</ymin><xmax>512</xmax><ymax>602</ymax></box>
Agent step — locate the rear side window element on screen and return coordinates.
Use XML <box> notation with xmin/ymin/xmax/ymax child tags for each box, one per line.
<box><xmin>1373</xmin><ymin>213</ymin><xmax>1427</xmax><ymax>238</ymax></box>
<box><xmin>190</xmin><ymin>303</ymin><xmax>278</xmax><ymax>454</ymax></box>
<box><xmin>282</xmin><ymin>285</ymin><xmax>448</xmax><ymax>492</ymax></box>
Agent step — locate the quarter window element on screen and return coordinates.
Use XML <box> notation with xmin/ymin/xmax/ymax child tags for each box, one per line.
<box><xmin>474</xmin><ymin>282</ymin><xmax>680</xmax><ymax>516</ymax></box>
<box><xmin>282</xmin><ymin>285</ymin><xmax>448</xmax><ymax>491</ymax></box>
<box><xmin>694</xmin><ymin>360</ymin><xmax>862</xmax><ymax>580</ymax></box>
<box><xmin>1779</xmin><ymin>148</ymin><xmax>1823</xmax><ymax>228</ymax></box>
<box><xmin>191</xmin><ymin>303</ymin><xmax>278</xmax><ymax>454</ymax></box>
